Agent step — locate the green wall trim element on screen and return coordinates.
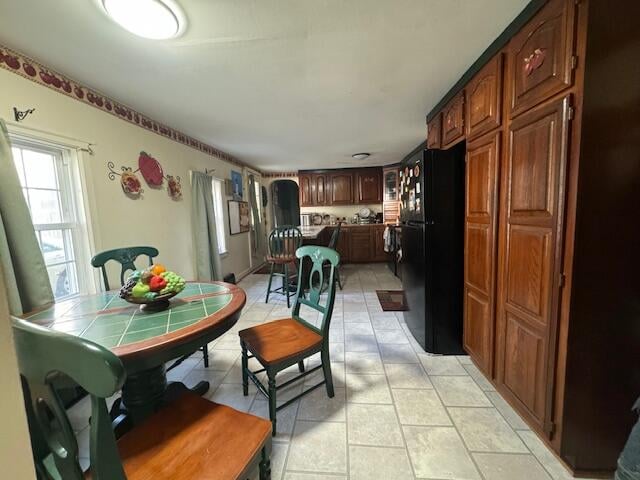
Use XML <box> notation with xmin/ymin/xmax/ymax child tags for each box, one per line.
<box><xmin>425</xmin><ymin>0</ymin><xmax>548</xmax><ymax>123</ymax></box>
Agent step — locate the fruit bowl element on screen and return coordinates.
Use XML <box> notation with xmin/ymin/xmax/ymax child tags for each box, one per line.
<box><xmin>120</xmin><ymin>265</ymin><xmax>186</xmax><ymax>312</ymax></box>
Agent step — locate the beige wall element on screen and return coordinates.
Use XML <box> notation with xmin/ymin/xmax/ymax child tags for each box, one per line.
<box><xmin>0</xmin><ymin>269</ymin><xmax>36</xmax><ymax>479</ymax></box>
<box><xmin>0</xmin><ymin>68</ymin><xmax>253</xmax><ymax>288</ymax></box>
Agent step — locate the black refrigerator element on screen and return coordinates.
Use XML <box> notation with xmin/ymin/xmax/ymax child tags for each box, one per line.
<box><xmin>399</xmin><ymin>142</ymin><xmax>465</xmax><ymax>354</ymax></box>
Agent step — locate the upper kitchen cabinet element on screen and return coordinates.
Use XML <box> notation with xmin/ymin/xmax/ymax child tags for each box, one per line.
<box><xmin>508</xmin><ymin>0</ymin><xmax>576</xmax><ymax>117</ymax></box>
<box><xmin>441</xmin><ymin>91</ymin><xmax>465</xmax><ymax>148</ymax></box>
<box><xmin>383</xmin><ymin>166</ymin><xmax>400</xmax><ymax>223</ymax></box>
<box><xmin>427</xmin><ymin>113</ymin><xmax>442</xmax><ymax>149</ymax></box>
<box><xmin>299</xmin><ymin>173</ymin><xmax>313</xmax><ymax>206</ymax></box>
<box><xmin>355</xmin><ymin>168</ymin><xmax>382</xmax><ymax>204</ymax></box>
<box><xmin>299</xmin><ymin>171</ymin><xmax>328</xmax><ymax>206</ymax></box>
<box><xmin>466</xmin><ymin>54</ymin><xmax>503</xmax><ymax>139</ymax></box>
<box><xmin>328</xmin><ymin>171</ymin><xmax>354</xmax><ymax>205</ymax></box>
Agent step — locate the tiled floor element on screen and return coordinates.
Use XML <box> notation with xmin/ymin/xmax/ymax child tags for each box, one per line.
<box><xmin>71</xmin><ymin>263</ymin><xmax>597</xmax><ymax>480</ymax></box>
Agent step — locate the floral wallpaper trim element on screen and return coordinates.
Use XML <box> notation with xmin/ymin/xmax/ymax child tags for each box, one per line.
<box><xmin>0</xmin><ymin>43</ymin><xmax>255</xmax><ymax>171</ymax></box>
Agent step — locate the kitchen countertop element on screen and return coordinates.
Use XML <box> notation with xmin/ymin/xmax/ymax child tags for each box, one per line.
<box><xmin>298</xmin><ymin>223</ymin><xmax>390</xmax><ymax>240</ymax></box>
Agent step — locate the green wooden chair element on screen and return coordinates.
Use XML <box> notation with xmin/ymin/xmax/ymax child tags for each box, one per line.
<box><xmin>265</xmin><ymin>226</ymin><xmax>303</xmax><ymax>308</ymax></box>
<box><xmin>325</xmin><ymin>222</ymin><xmax>343</xmax><ymax>290</ymax></box>
<box><xmin>91</xmin><ymin>246</ymin><xmax>209</xmax><ymax>369</ymax></box>
<box><xmin>240</xmin><ymin>245</ymin><xmax>340</xmax><ymax>435</ymax></box>
<box><xmin>12</xmin><ymin>316</ymin><xmax>273</xmax><ymax>480</ymax></box>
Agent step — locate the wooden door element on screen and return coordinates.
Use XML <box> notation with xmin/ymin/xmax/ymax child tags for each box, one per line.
<box><xmin>509</xmin><ymin>0</ymin><xmax>575</xmax><ymax>117</ymax></box>
<box><xmin>349</xmin><ymin>227</ymin><xmax>372</xmax><ymax>262</ymax></box>
<box><xmin>299</xmin><ymin>173</ymin><xmax>313</xmax><ymax>207</ymax></box>
<box><xmin>427</xmin><ymin>113</ymin><xmax>442</xmax><ymax>149</ymax></box>
<box><xmin>356</xmin><ymin>169</ymin><xmax>382</xmax><ymax>204</ymax></box>
<box><xmin>442</xmin><ymin>91</ymin><xmax>465</xmax><ymax>147</ymax></box>
<box><xmin>463</xmin><ymin>131</ymin><xmax>501</xmax><ymax>376</ymax></box>
<box><xmin>329</xmin><ymin>172</ymin><xmax>354</xmax><ymax>205</ymax></box>
<box><xmin>466</xmin><ymin>54</ymin><xmax>503</xmax><ymax>140</ymax></box>
<box><xmin>336</xmin><ymin>229</ymin><xmax>350</xmax><ymax>263</ymax></box>
<box><xmin>496</xmin><ymin>96</ymin><xmax>571</xmax><ymax>432</ymax></box>
<box><xmin>312</xmin><ymin>174</ymin><xmax>328</xmax><ymax>206</ymax></box>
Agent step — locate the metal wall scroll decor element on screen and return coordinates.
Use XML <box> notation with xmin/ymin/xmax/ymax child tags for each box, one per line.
<box><xmin>107</xmin><ymin>151</ymin><xmax>182</xmax><ymax>200</ymax></box>
<box><xmin>13</xmin><ymin>107</ymin><xmax>35</xmax><ymax>122</ymax></box>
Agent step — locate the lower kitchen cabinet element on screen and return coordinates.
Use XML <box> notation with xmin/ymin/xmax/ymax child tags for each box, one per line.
<box><xmin>317</xmin><ymin>225</ymin><xmax>388</xmax><ymax>264</ymax></box>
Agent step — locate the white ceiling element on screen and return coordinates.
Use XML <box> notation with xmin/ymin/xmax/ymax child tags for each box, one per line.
<box><xmin>0</xmin><ymin>0</ymin><xmax>528</xmax><ymax>171</ymax></box>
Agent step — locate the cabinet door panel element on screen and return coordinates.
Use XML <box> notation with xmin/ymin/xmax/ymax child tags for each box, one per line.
<box><xmin>427</xmin><ymin>114</ymin><xmax>442</xmax><ymax>149</ymax></box>
<box><xmin>509</xmin><ymin>0</ymin><xmax>575</xmax><ymax>116</ymax></box>
<box><xmin>442</xmin><ymin>92</ymin><xmax>465</xmax><ymax>147</ymax></box>
<box><xmin>330</xmin><ymin>173</ymin><xmax>354</xmax><ymax>205</ymax></box>
<box><xmin>313</xmin><ymin>174</ymin><xmax>327</xmax><ymax>205</ymax></box>
<box><xmin>357</xmin><ymin>169</ymin><xmax>382</xmax><ymax>204</ymax></box>
<box><xmin>466</xmin><ymin>54</ymin><xmax>503</xmax><ymax>139</ymax></box>
<box><xmin>299</xmin><ymin>174</ymin><xmax>313</xmax><ymax>206</ymax></box>
<box><xmin>349</xmin><ymin>229</ymin><xmax>372</xmax><ymax>262</ymax></box>
<box><xmin>496</xmin><ymin>96</ymin><xmax>571</xmax><ymax>430</ymax></box>
<box><xmin>464</xmin><ymin>132</ymin><xmax>500</xmax><ymax>375</ymax></box>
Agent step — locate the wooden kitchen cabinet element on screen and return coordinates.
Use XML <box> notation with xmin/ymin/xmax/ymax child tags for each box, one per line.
<box><xmin>383</xmin><ymin>166</ymin><xmax>400</xmax><ymax>223</ymax></box>
<box><xmin>508</xmin><ymin>0</ymin><xmax>575</xmax><ymax>117</ymax></box>
<box><xmin>441</xmin><ymin>91</ymin><xmax>465</xmax><ymax>147</ymax></box>
<box><xmin>427</xmin><ymin>113</ymin><xmax>442</xmax><ymax>149</ymax></box>
<box><xmin>465</xmin><ymin>54</ymin><xmax>503</xmax><ymax>139</ymax></box>
<box><xmin>348</xmin><ymin>227</ymin><xmax>373</xmax><ymax>263</ymax></box>
<box><xmin>372</xmin><ymin>225</ymin><xmax>389</xmax><ymax>261</ymax></box>
<box><xmin>495</xmin><ymin>96</ymin><xmax>571</xmax><ymax>431</ymax></box>
<box><xmin>463</xmin><ymin>131</ymin><xmax>501</xmax><ymax>376</ymax></box>
<box><xmin>355</xmin><ymin>168</ymin><xmax>382</xmax><ymax>204</ymax></box>
<box><xmin>312</xmin><ymin>173</ymin><xmax>328</xmax><ymax>205</ymax></box>
<box><xmin>299</xmin><ymin>173</ymin><xmax>313</xmax><ymax>206</ymax></box>
<box><xmin>328</xmin><ymin>172</ymin><xmax>354</xmax><ymax>205</ymax></box>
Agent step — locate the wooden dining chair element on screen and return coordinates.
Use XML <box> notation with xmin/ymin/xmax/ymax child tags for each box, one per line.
<box><xmin>12</xmin><ymin>317</ymin><xmax>273</xmax><ymax>480</ymax></box>
<box><xmin>265</xmin><ymin>226</ymin><xmax>303</xmax><ymax>307</ymax></box>
<box><xmin>240</xmin><ymin>246</ymin><xmax>340</xmax><ymax>435</ymax></box>
<box><xmin>325</xmin><ymin>222</ymin><xmax>343</xmax><ymax>290</ymax></box>
<box><xmin>91</xmin><ymin>246</ymin><xmax>209</xmax><ymax>368</ymax></box>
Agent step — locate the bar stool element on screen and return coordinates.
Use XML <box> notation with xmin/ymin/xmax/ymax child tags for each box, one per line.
<box><xmin>265</xmin><ymin>226</ymin><xmax>303</xmax><ymax>307</ymax></box>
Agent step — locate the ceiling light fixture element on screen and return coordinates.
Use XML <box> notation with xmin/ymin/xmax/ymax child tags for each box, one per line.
<box><xmin>352</xmin><ymin>153</ymin><xmax>371</xmax><ymax>160</ymax></box>
<box><xmin>101</xmin><ymin>0</ymin><xmax>186</xmax><ymax>40</ymax></box>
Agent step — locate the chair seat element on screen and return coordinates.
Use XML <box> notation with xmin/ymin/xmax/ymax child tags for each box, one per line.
<box><xmin>266</xmin><ymin>255</ymin><xmax>297</xmax><ymax>265</ymax></box>
<box><xmin>239</xmin><ymin>318</ymin><xmax>323</xmax><ymax>365</ymax></box>
<box><xmin>86</xmin><ymin>392</ymin><xmax>271</xmax><ymax>480</ymax></box>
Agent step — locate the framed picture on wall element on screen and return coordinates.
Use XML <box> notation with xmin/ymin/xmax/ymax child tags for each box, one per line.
<box><xmin>228</xmin><ymin>200</ymin><xmax>250</xmax><ymax>235</ymax></box>
<box><xmin>231</xmin><ymin>170</ymin><xmax>243</xmax><ymax>200</ymax></box>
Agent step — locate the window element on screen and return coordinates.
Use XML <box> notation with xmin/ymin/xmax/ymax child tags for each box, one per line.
<box><xmin>212</xmin><ymin>178</ymin><xmax>227</xmax><ymax>254</ymax></box>
<box><xmin>11</xmin><ymin>140</ymin><xmax>88</xmax><ymax>299</ymax></box>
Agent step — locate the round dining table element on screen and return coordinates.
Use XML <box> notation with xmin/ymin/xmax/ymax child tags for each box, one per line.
<box><xmin>23</xmin><ymin>281</ymin><xmax>246</xmax><ymax>426</ymax></box>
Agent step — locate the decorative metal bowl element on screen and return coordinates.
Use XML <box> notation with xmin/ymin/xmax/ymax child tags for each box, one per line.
<box><xmin>121</xmin><ymin>287</ymin><xmax>184</xmax><ymax>312</ymax></box>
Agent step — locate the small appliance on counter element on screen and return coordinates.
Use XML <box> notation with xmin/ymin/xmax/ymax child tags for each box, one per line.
<box><xmin>300</xmin><ymin>213</ymin><xmax>312</xmax><ymax>226</ymax></box>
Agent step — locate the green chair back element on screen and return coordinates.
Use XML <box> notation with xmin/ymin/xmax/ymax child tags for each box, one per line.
<box><xmin>91</xmin><ymin>246</ymin><xmax>159</xmax><ymax>291</ymax></box>
<box><xmin>12</xmin><ymin>317</ymin><xmax>126</xmax><ymax>480</ymax></box>
<box><xmin>268</xmin><ymin>226</ymin><xmax>302</xmax><ymax>260</ymax></box>
<box><xmin>291</xmin><ymin>246</ymin><xmax>340</xmax><ymax>339</ymax></box>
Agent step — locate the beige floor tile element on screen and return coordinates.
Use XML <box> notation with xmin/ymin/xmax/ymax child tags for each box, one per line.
<box><xmin>393</xmin><ymin>389</ymin><xmax>451</xmax><ymax>426</ymax></box>
<box><xmin>284</xmin><ymin>474</ymin><xmax>346</xmax><ymax>480</ymax></box>
<box><xmin>463</xmin><ymin>362</ymin><xmax>496</xmax><ymax>391</ymax></box>
<box><xmin>449</xmin><ymin>407</ymin><xmax>528</xmax><ymax>453</ymax></box>
<box><xmin>518</xmin><ymin>430</ymin><xmax>578</xmax><ymax>480</ymax></box>
<box><xmin>370</xmin><ymin>313</ymin><xmax>402</xmax><ymax>330</ymax></box>
<box><xmin>346</xmin><ymin>373</ymin><xmax>393</xmax><ymax>404</ymax></box>
<box><xmin>347</xmin><ymin>404</ymin><xmax>404</xmax><ymax>447</ymax></box>
<box><xmin>344</xmin><ymin>322</ymin><xmax>374</xmax><ymax>336</ymax></box>
<box><xmin>343</xmin><ymin>312</ymin><xmax>371</xmax><ymax>323</ymax></box>
<box><xmin>182</xmin><ymin>368</ymin><xmax>227</xmax><ymax>391</ymax></box>
<box><xmin>486</xmin><ymin>391</ymin><xmax>530</xmax><ymax>431</ymax></box>
<box><xmin>287</xmin><ymin>420</ymin><xmax>347</xmax><ymax>474</ymax></box>
<box><xmin>207</xmin><ymin>383</ymin><xmax>256</xmax><ymax>411</ymax></box>
<box><xmin>345</xmin><ymin>351</ymin><xmax>384</xmax><ymax>374</ymax></box>
<box><xmin>379</xmin><ymin>343</ymin><xmax>419</xmax><ymax>364</ymax></box>
<box><xmin>419</xmin><ymin>354</ymin><xmax>467</xmax><ymax>375</ymax></box>
<box><xmin>298</xmin><ymin>387</ymin><xmax>346</xmax><ymax>422</ymax></box>
<box><xmin>403</xmin><ymin>426</ymin><xmax>480</xmax><ymax>479</ymax></box>
<box><xmin>268</xmin><ymin>441</ymin><xmax>289</xmax><ymax>480</ymax></box>
<box><xmin>349</xmin><ymin>446</ymin><xmax>414</xmax><ymax>480</ymax></box>
<box><xmin>385</xmin><ymin>363</ymin><xmax>433</xmax><ymax>389</ymax></box>
<box><xmin>473</xmin><ymin>453</ymin><xmax>552</xmax><ymax>480</ymax></box>
<box><xmin>250</xmin><ymin>399</ymin><xmax>299</xmax><ymax>441</ymax></box>
<box><xmin>344</xmin><ymin>334</ymin><xmax>378</xmax><ymax>353</ymax></box>
<box><xmin>303</xmin><ymin>361</ymin><xmax>346</xmax><ymax>388</ymax></box>
<box><xmin>432</xmin><ymin>376</ymin><xmax>492</xmax><ymax>407</ymax></box>
<box><xmin>375</xmin><ymin>329</ymin><xmax>409</xmax><ymax>344</ymax></box>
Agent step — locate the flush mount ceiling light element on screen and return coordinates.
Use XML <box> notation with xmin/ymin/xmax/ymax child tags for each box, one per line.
<box><xmin>352</xmin><ymin>153</ymin><xmax>371</xmax><ymax>160</ymax></box>
<box><xmin>101</xmin><ymin>0</ymin><xmax>186</xmax><ymax>39</ymax></box>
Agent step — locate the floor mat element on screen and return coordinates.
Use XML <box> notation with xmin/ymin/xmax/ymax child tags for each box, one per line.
<box><xmin>376</xmin><ymin>290</ymin><xmax>408</xmax><ymax>311</ymax></box>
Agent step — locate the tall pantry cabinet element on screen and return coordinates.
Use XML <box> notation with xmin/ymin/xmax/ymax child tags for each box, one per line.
<box><xmin>426</xmin><ymin>0</ymin><xmax>640</xmax><ymax>475</ymax></box>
